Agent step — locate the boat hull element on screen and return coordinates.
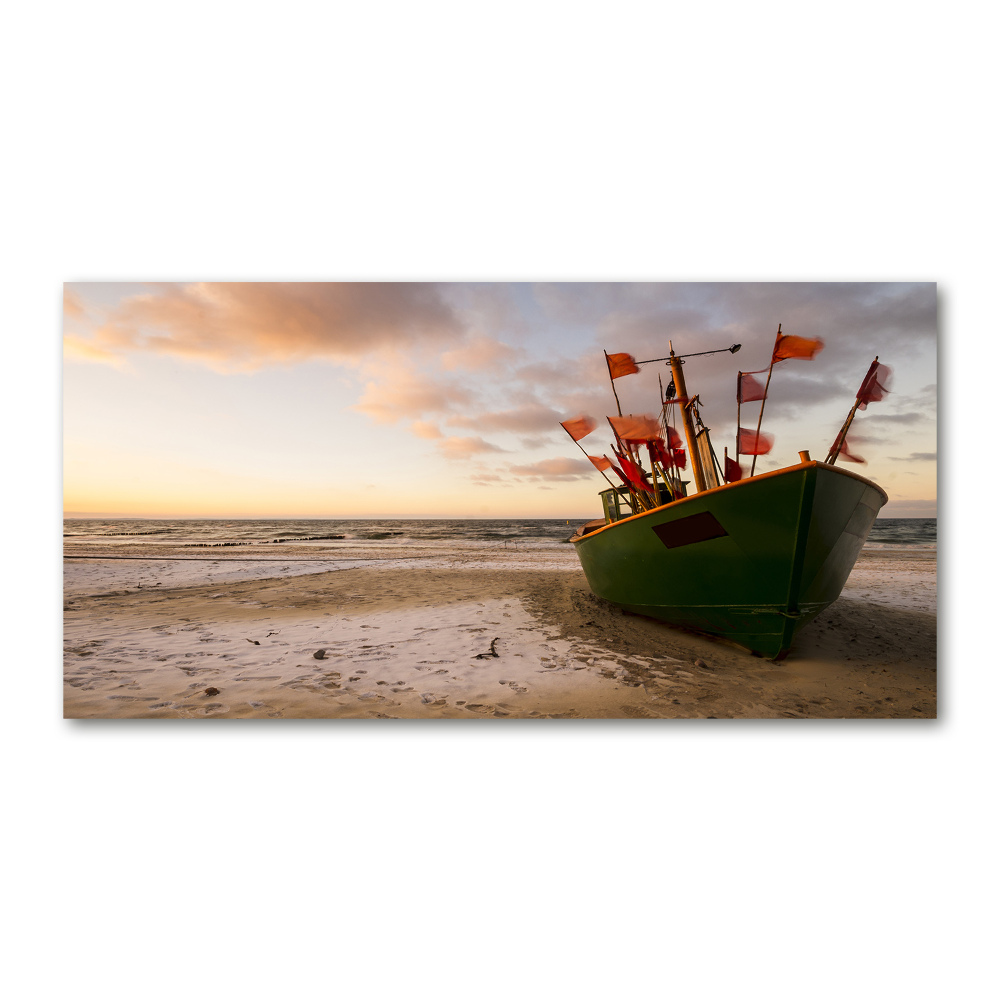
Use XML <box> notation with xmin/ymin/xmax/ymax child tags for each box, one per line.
<box><xmin>571</xmin><ymin>461</ymin><xmax>887</xmax><ymax>658</ymax></box>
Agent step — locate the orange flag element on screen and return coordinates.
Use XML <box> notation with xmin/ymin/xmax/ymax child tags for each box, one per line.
<box><xmin>560</xmin><ymin>415</ymin><xmax>596</xmax><ymax>441</ymax></box>
<box><xmin>772</xmin><ymin>334</ymin><xmax>824</xmax><ymax>363</ymax></box>
<box><xmin>606</xmin><ymin>352</ymin><xmax>640</xmax><ymax>379</ymax></box>
<box><xmin>608</xmin><ymin>414</ymin><xmax>661</xmax><ymax>442</ymax></box>
<box><xmin>588</xmin><ymin>455</ymin><xmax>613</xmax><ymax>471</ymax></box>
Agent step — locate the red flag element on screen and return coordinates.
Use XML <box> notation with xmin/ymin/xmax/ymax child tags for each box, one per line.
<box><xmin>857</xmin><ymin>360</ymin><xmax>891</xmax><ymax>410</ymax></box>
<box><xmin>614</xmin><ymin>449</ymin><xmax>651</xmax><ymax>491</ymax></box>
<box><xmin>838</xmin><ymin>436</ymin><xmax>866</xmax><ymax>463</ymax></box>
<box><xmin>588</xmin><ymin>454</ymin><xmax>613</xmax><ymax>471</ymax></box>
<box><xmin>649</xmin><ymin>428</ymin><xmax>686</xmax><ymax>470</ymax></box>
<box><xmin>608</xmin><ymin>414</ymin><xmax>661</xmax><ymax>442</ymax></box>
<box><xmin>772</xmin><ymin>334</ymin><xmax>824</xmax><ymax>363</ymax></box>
<box><xmin>738</xmin><ymin>427</ymin><xmax>774</xmax><ymax>455</ymax></box>
<box><xmin>665</xmin><ymin>425</ymin><xmax>684</xmax><ymax>452</ymax></box>
<box><xmin>650</xmin><ymin>440</ymin><xmax>684</xmax><ymax>470</ymax></box>
<box><xmin>606</xmin><ymin>352</ymin><xmax>640</xmax><ymax>379</ymax></box>
<box><xmin>560</xmin><ymin>415</ymin><xmax>596</xmax><ymax>441</ymax></box>
<box><xmin>724</xmin><ymin>456</ymin><xmax>743</xmax><ymax>482</ymax></box>
<box><xmin>649</xmin><ymin>439</ymin><xmax>672</xmax><ymax>467</ymax></box>
<box><xmin>738</xmin><ymin>372</ymin><xmax>767</xmax><ymax>403</ymax></box>
<box><xmin>608</xmin><ymin>462</ymin><xmax>630</xmax><ymax>487</ymax></box>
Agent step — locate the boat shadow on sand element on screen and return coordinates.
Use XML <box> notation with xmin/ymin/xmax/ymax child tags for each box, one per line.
<box><xmin>523</xmin><ymin>576</ymin><xmax>937</xmax><ymax>718</ymax></box>
<box><xmin>541</xmin><ymin>577</ymin><xmax>936</xmax><ymax>670</ymax></box>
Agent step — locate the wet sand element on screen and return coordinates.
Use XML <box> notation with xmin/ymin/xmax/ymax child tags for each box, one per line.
<box><xmin>63</xmin><ymin>548</ymin><xmax>936</xmax><ymax>719</ymax></box>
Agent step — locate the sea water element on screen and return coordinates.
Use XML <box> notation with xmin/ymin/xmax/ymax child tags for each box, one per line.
<box><xmin>63</xmin><ymin>516</ymin><xmax>936</xmax><ymax>553</ymax></box>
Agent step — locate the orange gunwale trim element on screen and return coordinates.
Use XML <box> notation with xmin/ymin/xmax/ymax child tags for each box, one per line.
<box><xmin>572</xmin><ymin>460</ymin><xmax>888</xmax><ymax>546</ymax></box>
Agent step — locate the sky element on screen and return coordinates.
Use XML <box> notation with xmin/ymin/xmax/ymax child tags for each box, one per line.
<box><xmin>63</xmin><ymin>281</ymin><xmax>937</xmax><ymax>519</ymax></box>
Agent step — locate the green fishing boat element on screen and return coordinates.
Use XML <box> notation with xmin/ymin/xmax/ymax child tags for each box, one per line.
<box><xmin>562</xmin><ymin>334</ymin><xmax>890</xmax><ymax>659</ymax></box>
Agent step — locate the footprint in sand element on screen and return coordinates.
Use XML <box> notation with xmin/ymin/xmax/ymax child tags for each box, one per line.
<box><xmin>503</xmin><ymin>681</ymin><xmax>528</xmax><ymax>694</ymax></box>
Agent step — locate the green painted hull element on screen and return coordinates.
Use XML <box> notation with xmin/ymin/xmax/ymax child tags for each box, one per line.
<box><xmin>572</xmin><ymin>461</ymin><xmax>887</xmax><ymax>658</ymax></box>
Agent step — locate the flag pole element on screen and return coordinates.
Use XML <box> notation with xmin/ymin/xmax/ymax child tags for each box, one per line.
<box><xmin>825</xmin><ymin>356</ymin><xmax>878</xmax><ymax>465</ymax></box>
<box><xmin>749</xmin><ymin>324</ymin><xmax>782</xmax><ymax>477</ymax></box>
<box><xmin>604</xmin><ymin>350</ymin><xmax>624</xmax><ymax>417</ymax></box>
<box><xmin>646</xmin><ymin>441</ymin><xmax>663</xmax><ymax>506</ymax></box>
<box><xmin>668</xmin><ymin>343</ymin><xmax>707</xmax><ymax>492</ymax></box>
<box><xmin>825</xmin><ymin>400</ymin><xmax>862</xmax><ymax>466</ymax></box>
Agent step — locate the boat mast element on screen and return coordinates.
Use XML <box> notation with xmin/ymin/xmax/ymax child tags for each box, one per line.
<box><xmin>668</xmin><ymin>341</ymin><xmax>708</xmax><ymax>493</ymax></box>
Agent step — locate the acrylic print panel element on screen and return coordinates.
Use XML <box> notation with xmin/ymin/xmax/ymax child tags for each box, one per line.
<box><xmin>63</xmin><ymin>282</ymin><xmax>937</xmax><ymax>718</ymax></box>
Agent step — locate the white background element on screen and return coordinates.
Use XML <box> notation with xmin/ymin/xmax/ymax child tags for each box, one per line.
<box><xmin>3</xmin><ymin>3</ymin><xmax>989</xmax><ymax>998</ymax></box>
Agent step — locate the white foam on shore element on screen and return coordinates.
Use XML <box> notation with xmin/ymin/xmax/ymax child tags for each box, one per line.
<box><xmin>64</xmin><ymin>546</ymin><xmax>937</xmax><ymax>618</ymax></box>
<box><xmin>64</xmin><ymin>552</ymin><xmax>580</xmax><ymax>597</ymax></box>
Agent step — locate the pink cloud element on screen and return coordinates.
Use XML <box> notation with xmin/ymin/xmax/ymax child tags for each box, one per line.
<box><xmin>410</xmin><ymin>421</ymin><xmax>443</xmax><ymax>439</ymax></box>
<box><xmin>71</xmin><ymin>282</ymin><xmax>464</xmax><ymax>372</ymax></box>
<box><xmin>64</xmin><ymin>334</ymin><xmax>126</xmax><ymax>368</ymax></box>
<box><xmin>437</xmin><ymin>436</ymin><xmax>509</xmax><ymax>459</ymax></box>
<box><xmin>439</xmin><ymin>335</ymin><xmax>517</xmax><ymax>371</ymax></box>
<box><xmin>63</xmin><ymin>287</ymin><xmax>85</xmax><ymax>320</ymax></box>
<box><xmin>353</xmin><ymin>367</ymin><xmax>475</xmax><ymax>424</ymax></box>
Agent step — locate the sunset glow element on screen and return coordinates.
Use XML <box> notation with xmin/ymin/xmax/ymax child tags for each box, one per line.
<box><xmin>64</xmin><ymin>282</ymin><xmax>937</xmax><ymax>519</ymax></box>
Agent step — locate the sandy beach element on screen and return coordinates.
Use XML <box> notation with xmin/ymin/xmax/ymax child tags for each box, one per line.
<box><xmin>64</xmin><ymin>546</ymin><xmax>936</xmax><ymax>719</ymax></box>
